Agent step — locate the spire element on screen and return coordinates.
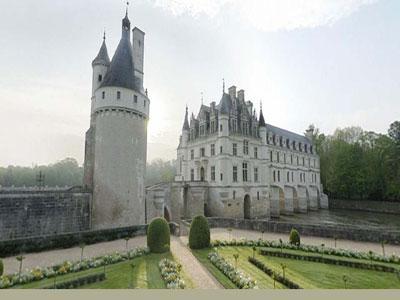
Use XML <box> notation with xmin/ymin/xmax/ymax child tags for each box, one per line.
<box><xmin>258</xmin><ymin>102</ymin><xmax>266</xmax><ymax>127</ymax></box>
<box><xmin>92</xmin><ymin>33</ymin><xmax>110</xmax><ymax>67</ymax></box>
<box><xmin>122</xmin><ymin>2</ymin><xmax>131</xmax><ymax>39</ymax></box>
<box><xmin>182</xmin><ymin>106</ymin><xmax>190</xmax><ymax>131</ymax></box>
<box><xmin>222</xmin><ymin>78</ymin><xmax>225</xmax><ymax>93</ymax></box>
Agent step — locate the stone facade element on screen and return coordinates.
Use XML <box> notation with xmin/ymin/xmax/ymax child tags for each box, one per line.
<box><xmin>146</xmin><ymin>85</ymin><xmax>328</xmax><ymax>222</ymax></box>
<box><xmin>84</xmin><ymin>12</ymin><xmax>149</xmax><ymax>229</ymax></box>
<box><xmin>0</xmin><ymin>187</ymin><xmax>91</xmax><ymax>241</ymax></box>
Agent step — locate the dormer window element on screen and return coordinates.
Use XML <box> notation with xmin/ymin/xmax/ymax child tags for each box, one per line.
<box><xmin>98</xmin><ymin>74</ymin><xmax>102</xmax><ymax>82</ymax></box>
<box><xmin>134</xmin><ymin>95</ymin><xmax>138</xmax><ymax>103</ymax></box>
<box><xmin>286</xmin><ymin>139</ymin><xmax>290</xmax><ymax>148</ymax></box>
<box><xmin>117</xmin><ymin>91</ymin><xmax>121</xmax><ymax>100</ymax></box>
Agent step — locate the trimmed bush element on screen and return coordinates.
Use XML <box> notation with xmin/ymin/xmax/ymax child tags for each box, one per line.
<box><xmin>147</xmin><ymin>218</ymin><xmax>170</xmax><ymax>253</ymax></box>
<box><xmin>289</xmin><ymin>228</ymin><xmax>300</xmax><ymax>246</ymax></box>
<box><xmin>189</xmin><ymin>215</ymin><xmax>210</xmax><ymax>249</ymax></box>
<box><xmin>0</xmin><ymin>259</ymin><xmax>3</xmax><ymax>276</ymax></box>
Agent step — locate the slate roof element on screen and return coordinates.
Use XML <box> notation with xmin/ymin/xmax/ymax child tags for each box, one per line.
<box><xmin>259</xmin><ymin>109</ymin><xmax>266</xmax><ymax>127</ymax></box>
<box><xmin>265</xmin><ymin>123</ymin><xmax>310</xmax><ymax>144</ymax></box>
<box><xmin>218</xmin><ymin>93</ymin><xmax>232</xmax><ymax>114</ymax></box>
<box><xmin>183</xmin><ymin>107</ymin><xmax>189</xmax><ymax>130</ymax></box>
<box><xmin>92</xmin><ymin>40</ymin><xmax>110</xmax><ymax>67</ymax></box>
<box><xmin>100</xmin><ymin>34</ymin><xmax>135</xmax><ymax>90</ymax></box>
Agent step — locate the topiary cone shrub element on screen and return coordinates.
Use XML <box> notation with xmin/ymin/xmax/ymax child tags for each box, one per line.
<box><xmin>0</xmin><ymin>259</ymin><xmax>3</xmax><ymax>276</ymax></box>
<box><xmin>147</xmin><ymin>217</ymin><xmax>170</xmax><ymax>253</ymax></box>
<box><xmin>189</xmin><ymin>215</ymin><xmax>210</xmax><ymax>249</ymax></box>
<box><xmin>289</xmin><ymin>228</ymin><xmax>300</xmax><ymax>246</ymax></box>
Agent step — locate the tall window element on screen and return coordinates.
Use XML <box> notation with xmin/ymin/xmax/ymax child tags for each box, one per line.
<box><xmin>233</xmin><ymin>191</ymin><xmax>236</xmax><ymax>199</ymax></box>
<box><xmin>302</xmin><ymin>157</ymin><xmax>305</xmax><ymax>166</ymax></box>
<box><xmin>102</xmin><ymin>91</ymin><xmax>105</xmax><ymax>99</ymax></box>
<box><xmin>291</xmin><ymin>155</ymin><xmax>293</xmax><ymax>164</ymax></box>
<box><xmin>254</xmin><ymin>147</ymin><xmax>258</xmax><ymax>159</ymax></box>
<box><xmin>190</xmin><ymin>149</ymin><xmax>194</xmax><ymax>160</ymax></box>
<box><xmin>257</xmin><ymin>191</ymin><xmax>260</xmax><ymax>200</ymax></box>
<box><xmin>277</xmin><ymin>170</ymin><xmax>280</xmax><ymax>182</ymax></box>
<box><xmin>277</xmin><ymin>152</ymin><xmax>280</xmax><ymax>163</ymax></box>
<box><xmin>233</xmin><ymin>166</ymin><xmax>238</xmax><ymax>182</ymax></box>
<box><xmin>233</xmin><ymin>143</ymin><xmax>237</xmax><ymax>156</ymax></box>
<box><xmin>297</xmin><ymin>156</ymin><xmax>299</xmax><ymax>165</ymax></box>
<box><xmin>243</xmin><ymin>140</ymin><xmax>249</xmax><ymax>155</ymax></box>
<box><xmin>220</xmin><ymin>124</ymin><xmax>223</xmax><ymax>132</ymax></box>
<box><xmin>270</xmin><ymin>151</ymin><xmax>273</xmax><ymax>162</ymax></box>
<box><xmin>220</xmin><ymin>173</ymin><xmax>223</xmax><ymax>181</ymax></box>
<box><xmin>134</xmin><ymin>95</ymin><xmax>137</xmax><ymax>103</ymax></box>
<box><xmin>200</xmin><ymin>148</ymin><xmax>205</xmax><ymax>157</ymax></box>
<box><xmin>190</xmin><ymin>169</ymin><xmax>194</xmax><ymax>181</ymax></box>
<box><xmin>284</xmin><ymin>153</ymin><xmax>286</xmax><ymax>163</ymax></box>
<box><xmin>98</xmin><ymin>74</ymin><xmax>102</xmax><ymax>82</ymax></box>
<box><xmin>143</xmin><ymin>99</ymin><xmax>146</xmax><ymax>107</ymax></box>
<box><xmin>211</xmin><ymin>166</ymin><xmax>215</xmax><ymax>181</ymax></box>
<box><xmin>211</xmin><ymin>144</ymin><xmax>215</xmax><ymax>156</ymax></box>
<box><xmin>242</xmin><ymin>162</ymin><xmax>248</xmax><ymax>182</ymax></box>
<box><xmin>273</xmin><ymin>170</ymin><xmax>276</xmax><ymax>182</ymax></box>
<box><xmin>287</xmin><ymin>172</ymin><xmax>290</xmax><ymax>182</ymax></box>
<box><xmin>254</xmin><ymin>167</ymin><xmax>258</xmax><ymax>182</ymax></box>
<box><xmin>292</xmin><ymin>172</ymin><xmax>294</xmax><ymax>182</ymax></box>
<box><xmin>220</xmin><ymin>146</ymin><xmax>223</xmax><ymax>154</ymax></box>
<box><xmin>117</xmin><ymin>91</ymin><xmax>121</xmax><ymax>99</ymax></box>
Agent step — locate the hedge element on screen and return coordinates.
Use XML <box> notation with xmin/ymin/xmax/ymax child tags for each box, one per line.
<box><xmin>210</xmin><ymin>239</ymin><xmax>400</xmax><ymax>265</ymax></box>
<box><xmin>147</xmin><ymin>218</ymin><xmax>170</xmax><ymax>253</ymax></box>
<box><xmin>259</xmin><ymin>249</ymin><xmax>399</xmax><ymax>273</ymax></box>
<box><xmin>289</xmin><ymin>228</ymin><xmax>300</xmax><ymax>246</ymax></box>
<box><xmin>189</xmin><ymin>216</ymin><xmax>210</xmax><ymax>249</ymax></box>
<box><xmin>42</xmin><ymin>272</ymin><xmax>105</xmax><ymax>289</ymax></box>
<box><xmin>0</xmin><ymin>259</ymin><xmax>3</xmax><ymax>276</ymax></box>
<box><xmin>248</xmin><ymin>257</ymin><xmax>301</xmax><ymax>289</ymax></box>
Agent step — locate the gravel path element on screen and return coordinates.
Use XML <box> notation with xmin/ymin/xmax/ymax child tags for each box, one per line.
<box><xmin>170</xmin><ymin>236</ymin><xmax>222</xmax><ymax>289</ymax></box>
<box><xmin>3</xmin><ymin>227</ymin><xmax>400</xmax><ymax>279</ymax></box>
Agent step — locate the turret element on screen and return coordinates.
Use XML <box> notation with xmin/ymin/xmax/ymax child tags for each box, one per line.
<box><xmin>181</xmin><ymin>106</ymin><xmax>190</xmax><ymax>146</ymax></box>
<box><xmin>91</xmin><ymin>33</ymin><xmax>110</xmax><ymax>96</ymax></box>
<box><xmin>259</xmin><ymin>104</ymin><xmax>267</xmax><ymax>144</ymax></box>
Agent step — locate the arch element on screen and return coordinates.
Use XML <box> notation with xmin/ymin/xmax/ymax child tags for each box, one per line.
<box><xmin>200</xmin><ymin>167</ymin><xmax>205</xmax><ymax>181</ymax></box>
<box><xmin>244</xmin><ymin>194</ymin><xmax>251</xmax><ymax>219</ymax></box>
<box><xmin>164</xmin><ymin>206</ymin><xmax>171</xmax><ymax>222</ymax></box>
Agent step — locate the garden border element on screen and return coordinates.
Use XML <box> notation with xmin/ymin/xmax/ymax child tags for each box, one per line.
<box><xmin>42</xmin><ymin>272</ymin><xmax>105</xmax><ymax>289</ymax></box>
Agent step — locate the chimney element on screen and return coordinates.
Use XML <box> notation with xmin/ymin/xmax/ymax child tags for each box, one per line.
<box><xmin>238</xmin><ymin>89</ymin><xmax>245</xmax><ymax>102</ymax></box>
<box><xmin>228</xmin><ymin>86</ymin><xmax>236</xmax><ymax>99</ymax></box>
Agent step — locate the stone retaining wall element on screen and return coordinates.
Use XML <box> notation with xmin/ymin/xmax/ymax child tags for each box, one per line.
<box><xmin>329</xmin><ymin>199</ymin><xmax>400</xmax><ymax>215</ymax></box>
<box><xmin>206</xmin><ymin>217</ymin><xmax>400</xmax><ymax>245</ymax></box>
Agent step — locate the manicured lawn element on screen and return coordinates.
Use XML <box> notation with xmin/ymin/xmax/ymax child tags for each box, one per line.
<box><xmin>13</xmin><ymin>252</ymin><xmax>194</xmax><ymax>289</ymax></box>
<box><xmin>191</xmin><ymin>248</ymin><xmax>286</xmax><ymax>289</ymax></box>
<box><xmin>193</xmin><ymin>246</ymin><xmax>400</xmax><ymax>289</ymax></box>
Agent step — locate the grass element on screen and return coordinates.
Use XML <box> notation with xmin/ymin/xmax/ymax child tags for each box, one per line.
<box><xmin>12</xmin><ymin>252</ymin><xmax>194</xmax><ymax>289</ymax></box>
<box><xmin>193</xmin><ymin>246</ymin><xmax>400</xmax><ymax>289</ymax></box>
<box><xmin>191</xmin><ymin>248</ymin><xmax>286</xmax><ymax>289</ymax></box>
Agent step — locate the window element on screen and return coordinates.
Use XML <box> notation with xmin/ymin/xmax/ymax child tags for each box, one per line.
<box><xmin>143</xmin><ymin>99</ymin><xmax>146</xmax><ymax>107</ymax></box>
<box><xmin>243</xmin><ymin>140</ymin><xmax>249</xmax><ymax>155</ymax></box>
<box><xmin>287</xmin><ymin>172</ymin><xmax>290</xmax><ymax>182</ymax></box>
<box><xmin>297</xmin><ymin>156</ymin><xmax>299</xmax><ymax>165</ymax></box>
<box><xmin>277</xmin><ymin>170</ymin><xmax>280</xmax><ymax>182</ymax></box>
<box><xmin>273</xmin><ymin>170</ymin><xmax>276</xmax><ymax>182</ymax></box>
<box><xmin>313</xmin><ymin>159</ymin><xmax>316</xmax><ymax>167</ymax></box>
<box><xmin>98</xmin><ymin>74</ymin><xmax>102</xmax><ymax>82</ymax></box>
<box><xmin>305</xmin><ymin>144</ymin><xmax>308</xmax><ymax>153</ymax></box>
<box><xmin>233</xmin><ymin>143</ymin><xmax>237</xmax><ymax>156</ymax></box>
<box><xmin>233</xmin><ymin>166</ymin><xmax>238</xmax><ymax>182</ymax></box>
<box><xmin>220</xmin><ymin>173</ymin><xmax>223</xmax><ymax>181</ymax></box>
<box><xmin>254</xmin><ymin>147</ymin><xmax>258</xmax><ymax>159</ymax></box>
<box><xmin>117</xmin><ymin>91</ymin><xmax>121</xmax><ymax>99</ymax></box>
<box><xmin>291</xmin><ymin>172</ymin><xmax>294</xmax><ymax>182</ymax></box>
<box><xmin>211</xmin><ymin>166</ymin><xmax>215</xmax><ymax>181</ymax></box>
<box><xmin>242</xmin><ymin>162</ymin><xmax>248</xmax><ymax>182</ymax></box>
<box><xmin>200</xmin><ymin>148</ymin><xmax>205</xmax><ymax>157</ymax></box>
<box><xmin>302</xmin><ymin>157</ymin><xmax>305</xmax><ymax>166</ymax></box>
<box><xmin>220</xmin><ymin>146</ymin><xmax>223</xmax><ymax>154</ymax></box>
<box><xmin>220</xmin><ymin>124</ymin><xmax>223</xmax><ymax>132</ymax></box>
<box><xmin>277</xmin><ymin>152</ymin><xmax>280</xmax><ymax>163</ymax></box>
<box><xmin>291</xmin><ymin>155</ymin><xmax>293</xmax><ymax>164</ymax></box>
<box><xmin>211</xmin><ymin>144</ymin><xmax>215</xmax><ymax>156</ymax></box>
<box><xmin>286</xmin><ymin>139</ymin><xmax>290</xmax><ymax>148</ymax></box>
<box><xmin>233</xmin><ymin>191</ymin><xmax>236</xmax><ymax>199</ymax></box>
<box><xmin>102</xmin><ymin>91</ymin><xmax>105</xmax><ymax>99</ymax></box>
<box><xmin>134</xmin><ymin>95</ymin><xmax>137</xmax><ymax>103</ymax></box>
<box><xmin>254</xmin><ymin>167</ymin><xmax>258</xmax><ymax>182</ymax></box>
<box><xmin>310</xmin><ymin>146</ymin><xmax>313</xmax><ymax>154</ymax></box>
<box><xmin>257</xmin><ymin>191</ymin><xmax>260</xmax><ymax>200</ymax></box>
<box><xmin>270</xmin><ymin>151</ymin><xmax>273</xmax><ymax>162</ymax></box>
<box><xmin>308</xmin><ymin>158</ymin><xmax>311</xmax><ymax>167</ymax></box>
<box><xmin>284</xmin><ymin>153</ymin><xmax>286</xmax><ymax>163</ymax></box>
<box><xmin>190</xmin><ymin>150</ymin><xmax>194</xmax><ymax>160</ymax></box>
<box><xmin>279</xmin><ymin>137</ymin><xmax>283</xmax><ymax>147</ymax></box>
<box><xmin>190</xmin><ymin>169</ymin><xmax>194</xmax><ymax>181</ymax></box>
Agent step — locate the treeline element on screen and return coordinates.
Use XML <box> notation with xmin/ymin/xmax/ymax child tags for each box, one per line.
<box><xmin>0</xmin><ymin>158</ymin><xmax>176</xmax><ymax>188</ymax></box>
<box><xmin>310</xmin><ymin>121</ymin><xmax>400</xmax><ymax>201</ymax></box>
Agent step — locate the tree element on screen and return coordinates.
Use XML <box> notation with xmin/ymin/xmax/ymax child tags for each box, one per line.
<box><xmin>79</xmin><ymin>243</ymin><xmax>85</xmax><ymax>263</ymax></box>
<box><xmin>233</xmin><ymin>253</ymin><xmax>239</xmax><ymax>269</ymax></box>
<box><xmin>16</xmin><ymin>255</ymin><xmax>25</xmax><ymax>281</ymax></box>
<box><xmin>388</xmin><ymin>121</ymin><xmax>400</xmax><ymax>142</ymax></box>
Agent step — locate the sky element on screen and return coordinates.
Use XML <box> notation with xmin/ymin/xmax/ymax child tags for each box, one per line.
<box><xmin>0</xmin><ymin>0</ymin><xmax>399</xmax><ymax>167</ymax></box>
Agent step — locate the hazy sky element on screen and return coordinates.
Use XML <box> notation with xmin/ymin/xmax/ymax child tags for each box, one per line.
<box><xmin>0</xmin><ymin>0</ymin><xmax>399</xmax><ymax>167</ymax></box>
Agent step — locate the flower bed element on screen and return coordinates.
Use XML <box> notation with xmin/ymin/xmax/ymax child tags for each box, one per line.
<box><xmin>211</xmin><ymin>239</ymin><xmax>400</xmax><ymax>265</ymax></box>
<box><xmin>259</xmin><ymin>249</ymin><xmax>399</xmax><ymax>273</ymax></box>
<box><xmin>248</xmin><ymin>257</ymin><xmax>301</xmax><ymax>289</ymax></box>
<box><xmin>42</xmin><ymin>272</ymin><xmax>106</xmax><ymax>289</ymax></box>
<box><xmin>0</xmin><ymin>246</ymin><xmax>149</xmax><ymax>289</ymax></box>
<box><xmin>158</xmin><ymin>258</ymin><xmax>185</xmax><ymax>289</ymax></box>
<box><xmin>208</xmin><ymin>251</ymin><xmax>257</xmax><ymax>289</ymax></box>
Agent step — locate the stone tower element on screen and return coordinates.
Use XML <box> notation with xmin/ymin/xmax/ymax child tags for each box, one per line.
<box><xmin>84</xmin><ymin>10</ymin><xmax>149</xmax><ymax>229</ymax></box>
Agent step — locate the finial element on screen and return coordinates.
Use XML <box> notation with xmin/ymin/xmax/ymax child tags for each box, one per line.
<box><xmin>126</xmin><ymin>1</ymin><xmax>130</xmax><ymax>17</ymax></box>
<box><xmin>260</xmin><ymin>101</ymin><xmax>263</xmax><ymax>111</ymax></box>
<box><xmin>201</xmin><ymin>92</ymin><xmax>204</xmax><ymax>105</ymax></box>
<box><xmin>103</xmin><ymin>29</ymin><xmax>106</xmax><ymax>41</ymax></box>
<box><xmin>186</xmin><ymin>105</ymin><xmax>188</xmax><ymax>113</ymax></box>
<box><xmin>222</xmin><ymin>78</ymin><xmax>225</xmax><ymax>93</ymax></box>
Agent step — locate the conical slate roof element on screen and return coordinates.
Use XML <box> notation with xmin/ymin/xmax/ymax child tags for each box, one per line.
<box><xmin>259</xmin><ymin>108</ymin><xmax>266</xmax><ymax>127</ymax></box>
<box><xmin>182</xmin><ymin>107</ymin><xmax>189</xmax><ymax>130</ymax></box>
<box><xmin>92</xmin><ymin>40</ymin><xmax>110</xmax><ymax>67</ymax></box>
<box><xmin>218</xmin><ymin>93</ymin><xmax>231</xmax><ymax>115</ymax></box>
<box><xmin>100</xmin><ymin>34</ymin><xmax>135</xmax><ymax>90</ymax></box>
